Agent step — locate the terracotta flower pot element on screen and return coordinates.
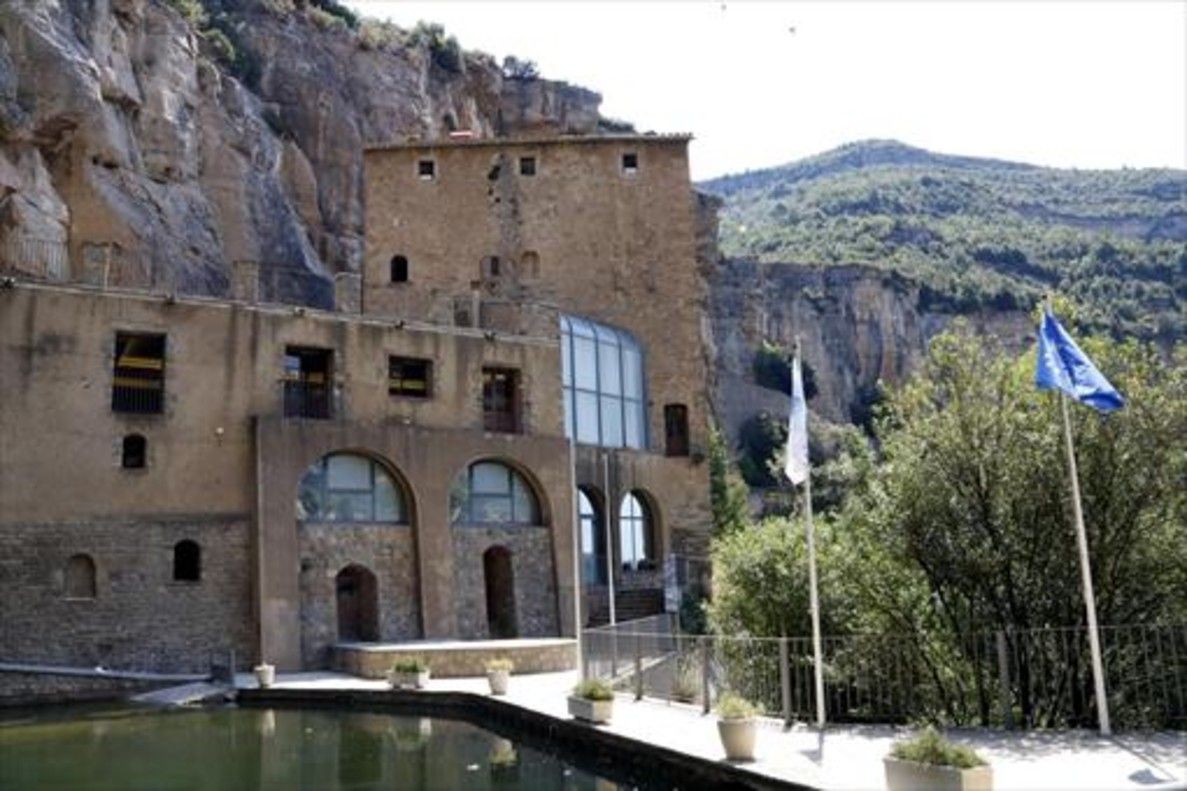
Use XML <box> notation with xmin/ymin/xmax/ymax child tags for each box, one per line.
<box><xmin>717</xmin><ymin>717</ymin><xmax>757</xmax><ymax>761</ymax></box>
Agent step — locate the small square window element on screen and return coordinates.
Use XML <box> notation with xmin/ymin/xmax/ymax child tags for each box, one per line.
<box><xmin>622</xmin><ymin>152</ymin><xmax>638</xmax><ymax>174</ymax></box>
<box><xmin>417</xmin><ymin>159</ymin><xmax>436</xmax><ymax>180</ymax></box>
<box><xmin>519</xmin><ymin>156</ymin><xmax>536</xmax><ymax>176</ymax></box>
<box><xmin>389</xmin><ymin>357</ymin><xmax>432</xmax><ymax>398</ymax></box>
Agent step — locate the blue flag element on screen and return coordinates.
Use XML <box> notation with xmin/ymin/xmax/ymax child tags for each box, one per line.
<box><xmin>1035</xmin><ymin>310</ymin><xmax>1125</xmax><ymax>412</ymax></box>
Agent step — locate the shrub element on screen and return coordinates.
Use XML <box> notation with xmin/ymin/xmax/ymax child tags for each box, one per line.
<box><xmin>485</xmin><ymin>658</ymin><xmax>514</xmax><ymax>672</ymax></box>
<box><xmin>715</xmin><ymin>692</ymin><xmax>760</xmax><ymax>720</ymax></box>
<box><xmin>753</xmin><ymin>342</ymin><xmax>817</xmax><ymax>399</ymax></box>
<box><xmin>572</xmin><ymin>678</ymin><xmax>613</xmax><ymax>701</ymax></box>
<box><xmin>501</xmin><ymin>56</ymin><xmax>538</xmax><ymax>80</ymax></box>
<box><xmin>392</xmin><ymin>657</ymin><xmax>429</xmax><ymax>673</ymax></box>
<box><xmin>890</xmin><ymin>726</ymin><xmax>986</xmax><ymax>768</ymax></box>
<box><xmin>409</xmin><ymin>21</ymin><xmax>463</xmax><ymax>74</ymax></box>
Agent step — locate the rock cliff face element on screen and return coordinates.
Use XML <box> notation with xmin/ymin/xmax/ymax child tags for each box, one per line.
<box><xmin>0</xmin><ymin>0</ymin><xmax>602</xmax><ymax>304</ymax></box>
<box><xmin>709</xmin><ymin>257</ymin><xmax>1032</xmax><ymax>439</ymax></box>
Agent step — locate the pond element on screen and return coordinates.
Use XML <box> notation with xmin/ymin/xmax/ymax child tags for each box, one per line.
<box><xmin>0</xmin><ymin>705</ymin><xmax>629</xmax><ymax>790</ymax></box>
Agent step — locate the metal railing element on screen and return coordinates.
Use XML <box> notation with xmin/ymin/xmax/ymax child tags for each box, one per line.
<box><xmin>283</xmin><ymin>380</ymin><xmax>333</xmax><ymax>419</ymax></box>
<box><xmin>1</xmin><ymin>237</ymin><xmax>68</xmax><ymax>280</ymax></box>
<box><xmin>581</xmin><ymin>622</ymin><xmax>1187</xmax><ymax>731</ymax></box>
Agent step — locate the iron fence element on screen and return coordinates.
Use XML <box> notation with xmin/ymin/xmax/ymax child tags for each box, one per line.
<box><xmin>581</xmin><ymin>622</ymin><xmax>1187</xmax><ymax>731</ymax></box>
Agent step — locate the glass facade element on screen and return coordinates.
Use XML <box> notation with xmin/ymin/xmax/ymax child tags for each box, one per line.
<box><xmin>560</xmin><ymin>315</ymin><xmax>646</xmax><ymax>449</ymax></box>
<box><xmin>297</xmin><ymin>454</ymin><xmax>405</xmax><ymax>523</ymax></box>
<box><xmin>578</xmin><ymin>490</ymin><xmax>607</xmax><ymax>585</ymax></box>
<box><xmin>450</xmin><ymin>462</ymin><xmax>540</xmax><ymax>526</ymax></box>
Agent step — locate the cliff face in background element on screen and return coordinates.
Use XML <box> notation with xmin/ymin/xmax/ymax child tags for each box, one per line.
<box><xmin>0</xmin><ymin>0</ymin><xmax>602</xmax><ymax>304</ymax></box>
<box><xmin>709</xmin><ymin>258</ymin><xmax>1032</xmax><ymax>440</ymax></box>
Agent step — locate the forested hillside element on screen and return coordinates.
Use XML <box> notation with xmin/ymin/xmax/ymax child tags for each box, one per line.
<box><xmin>701</xmin><ymin>140</ymin><xmax>1187</xmax><ymax>342</ymax></box>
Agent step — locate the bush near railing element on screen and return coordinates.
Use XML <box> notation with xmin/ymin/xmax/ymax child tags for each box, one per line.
<box><xmin>581</xmin><ymin>622</ymin><xmax>1187</xmax><ymax>731</ymax></box>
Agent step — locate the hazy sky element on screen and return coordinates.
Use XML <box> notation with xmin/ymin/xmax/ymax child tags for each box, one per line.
<box><xmin>346</xmin><ymin>1</ymin><xmax>1187</xmax><ymax>180</ymax></box>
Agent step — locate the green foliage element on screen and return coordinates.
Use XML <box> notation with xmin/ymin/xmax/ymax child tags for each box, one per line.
<box><xmin>391</xmin><ymin>657</ymin><xmax>429</xmax><ymax>673</ymax></box>
<box><xmin>715</xmin><ymin>692</ymin><xmax>760</xmax><ymax>720</ymax></box>
<box><xmin>752</xmin><ymin>342</ymin><xmax>818</xmax><ymax>399</ymax></box>
<box><xmin>704</xmin><ymin>140</ymin><xmax>1187</xmax><ymax>342</ymax></box>
<box><xmin>501</xmin><ymin>56</ymin><xmax>539</xmax><ymax>80</ymax></box>
<box><xmin>409</xmin><ymin>21</ymin><xmax>463</xmax><ymax>74</ymax></box>
<box><xmin>890</xmin><ymin>727</ymin><xmax>986</xmax><ymax>769</ymax></box>
<box><xmin>573</xmin><ymin>678</ymin><xmax>614</xmax><ymax>701</ymax></box>
<box><xmin>309</xmin><ymin>0</ymin><xmax>358</xmax><ymax>29</ymax></box>
<box><xmin>678</xmin><ymin>589</ymin><xmax>709</xmax><ymax>635</ymax></box>
<box><xmin>358</xmin><ymin>19</ymin><xmax>406</xmax><ymax>51</ymax></box>
<box><xmin>736</xmin><ymin>412</ymin><xmax>786</xmax><ymax>487</ymax></box>
<box><xmin>709</xmin><ymin>429</ymin><xmax>750</xmax><ymax>535</ymax></box>
<box><xmin>165</xmin><ymin>0</ymin><xmax>208</xmax><ymax>26</ymax></box>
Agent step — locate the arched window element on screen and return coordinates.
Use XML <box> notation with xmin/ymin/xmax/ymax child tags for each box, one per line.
<box><xmin>390</xmin><ymin>255</ymin><xmax>409</xmax><ymax>283</ymax></box>
<box><xmin>122</xmin><ymin>434</ymin><xmax>147</xmax><ymax>469</ymax></box>
<box><xmin>297</xmin><ymin>454</ymin><xmax>406</xmax><ymax>523</ymax></box>
<box><xmin>579</xmin><ymin>489</ymin><xmax>607</xmax><ymax>585</ymax></box>
<box><xmin>173</xmin><ymin>540</ymin><xmax>201</xmax><ymax>582</ymax></box>
<box><xmin>619</xmin><ymin>493</ymin><xmax>655</xmax><ymax>571</ymax></box>
<box><xmin>560</xmin><ymin>315</ymin><xmax>646</xmax><ymax>449</ymax></box>
<box><xmin>521</xmin><ymin>250</ymin><xmax>540</xmax><ymax>279</ymax></box>
<box><xmin>450</xmin><ymin>462</ymin><xmax>540</xmax><ymax>526</ymax></box>
<box><xmin>65</xmin><ymin>554</ymin><xmax>96</xmax><ymax>599</ymax></box>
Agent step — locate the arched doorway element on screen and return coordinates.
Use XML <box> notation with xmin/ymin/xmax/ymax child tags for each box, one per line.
<box><xmin>578</xmin><ymin>488</ymin><xmax>607</xmax><ymax>586</ymax></box>
<box><xmin>483</xmin><ymin>547</ymin><xmax>518</xmax><ymax>639</ymax></box>
<box><xmin>336</xmin><ymin>564</ymin><xmax>379</xmax><ymax>642</ymax></box>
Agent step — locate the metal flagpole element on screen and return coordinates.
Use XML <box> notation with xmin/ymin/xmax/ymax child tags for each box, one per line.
<box><xmin>795</xmin><ymin>337</ymin><xmax>826</xmax><ymax>728</ymax></box>
<box><xmin>1059</xmin><ymin>390</ymin><xmax>1111</xmax><ymax>736</ymax></box>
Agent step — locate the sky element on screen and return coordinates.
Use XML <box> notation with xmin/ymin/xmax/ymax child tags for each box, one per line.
<box><xmin>345</xmin><ymin>1</ymin><xmax>1187</xmax><ymax>181</ymax></box>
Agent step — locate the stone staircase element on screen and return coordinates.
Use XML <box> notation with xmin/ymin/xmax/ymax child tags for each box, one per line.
<box><xmin>585</xmin><ymin>588</ymin><xmax>664</xmax><ymax>627</ymax></box>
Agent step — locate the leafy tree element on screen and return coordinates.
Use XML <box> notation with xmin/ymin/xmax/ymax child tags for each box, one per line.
<box><xmin>708</xmin><ymin>429</ymin><xmax>750</xmax><ymax>536</ymax></box>
<box><xmin>752</xmin><ymin>341</ymin><xmax>817</xmax><ymax>399</ymax></box>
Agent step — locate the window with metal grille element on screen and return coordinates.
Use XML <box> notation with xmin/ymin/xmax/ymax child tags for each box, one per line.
<box><xmin>283</xmin><ymin>346</ymin><xmax>333</xmax><ymax>419</ymax></box>
<box><xmin>112</xmin><ymin>332</ymin><xmax>165</xmax><ymax>414</ymax></box>
<box><xmin>389</xmin><ymin>357</ymin><xmax>431</xmax><ymax>398</ymax></box>
<box><xmin>482</xmin><ymin>368</ymin><xmax>520</xmax><ymax>433</ymax></box>
<box><xmin>519</xmin><ymin>156</ymin><xmax>536</xmax><ymax>176</ymax></box>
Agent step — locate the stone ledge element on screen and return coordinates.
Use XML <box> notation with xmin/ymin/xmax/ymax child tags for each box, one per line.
<box><xmin>333</xmin><ymin>639</ymin><xmax>576</xmax><ymax>679</ymax></box>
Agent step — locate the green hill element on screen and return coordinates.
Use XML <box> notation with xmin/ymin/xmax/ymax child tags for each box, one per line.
<box><xmin>700</xmin><ymin>140</ymin><xmax>1187</xmax><ymax>341</ymax></box>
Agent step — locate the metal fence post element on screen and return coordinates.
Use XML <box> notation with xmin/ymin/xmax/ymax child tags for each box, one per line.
<box><xmin>701</xmin><ymin>635</ymin><xmax>711</xmax><ymax>714</ymax></box>
<box><xmin>634</xmin><ymin>632</ymin><xmax>644</xmax><ymax>701</ymax></box>
<box><xmin>780</xmin><ymin>637</ymin><xmax>792</xmax><ymax>727</ymax></box>
<box><xmin>996</xmin><ymin>630</ymin><xmax>1014</xmax><ymax>729</ymax></box>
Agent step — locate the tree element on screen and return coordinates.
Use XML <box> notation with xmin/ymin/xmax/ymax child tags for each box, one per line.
<box><xmin>708</xmin><ymin>429</ymin><xmax>750</xmax><ymax>536</ymax></box>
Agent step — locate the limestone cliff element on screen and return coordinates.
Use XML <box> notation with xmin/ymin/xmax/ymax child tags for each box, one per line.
<box><xmin>0</xmin><ymin>0</ymin><xmax>603</xmax><ymax>304</ymax></box>
<box><xmin>709</xmin><ymin>257</ymin><xmax>1032</xmax><ymax>441</ymax></box>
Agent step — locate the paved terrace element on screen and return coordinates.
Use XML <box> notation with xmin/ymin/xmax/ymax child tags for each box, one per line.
<box><xmin>235</xmin><ymin>670</ymin><xmax>1187</xmax><ymax>790</ymax></box>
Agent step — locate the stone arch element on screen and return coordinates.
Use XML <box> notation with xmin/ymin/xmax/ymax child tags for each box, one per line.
<box><xmin>449</xmin><ymin>456</ymin><xmax>550</xmax><ymax>527</ymax></box>
<box><xmin>296</xmin><ymin>450</ymin><xmax>415</xmax><ymax>525</ymax></box>
<box><xmin>64</xmin><ymin>554</ymin><xmax>96</xmax><ymax>599</ymax></box>
<box><xmin>483</xmin><ymin>546</ymin><xmax>517</xmax><ymax>639</ymax></box>
<box><xmin>577</xmin><ymin>486</ymin><xmax>609</xmax><ymax>586</ymax></box>
<box><xmin>619</xmin><ymin>489</ymin><xmax>661</xmax><ymax>571</ymax></box>
<box><xmin>335</xmin><ymin>564</ymin><xmax>379</xmax><ymax>642</ymax></box>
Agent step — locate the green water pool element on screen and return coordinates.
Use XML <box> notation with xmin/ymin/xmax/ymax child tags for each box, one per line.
<box><xmin>0</xmin><ymin>705</ymin><xmax>626</xmax><ymax>790</ymax></box>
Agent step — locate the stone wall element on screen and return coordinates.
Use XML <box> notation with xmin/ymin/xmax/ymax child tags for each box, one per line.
<box><xmin>0</xmin><ymin>517</ymin><xmax>254</xmax><ymax>673</ymax></box>
<box><xmin>0</xmin><ymin>672</ymin><xmax>166</xmax><ymax>707</ymax></box>
<box><xmin>450</xmin><ymin>527</ymin><xmax>559</xmax><ymax>639</ymax></box>
<box><xmin>298</xmin><ymin>524</ymin><xmax>421</xmax><ymax>667</ymax></box>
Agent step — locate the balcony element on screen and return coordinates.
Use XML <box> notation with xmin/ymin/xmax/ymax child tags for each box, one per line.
<box><xmin>283</xmin><ymin>380</ymin><xmax>333</xmax><ymax>420</ymax></box>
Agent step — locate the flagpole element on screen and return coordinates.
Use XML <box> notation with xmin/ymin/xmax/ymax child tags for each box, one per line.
<box><xmin>795</xmin><ymin>337</ymin><xmax>827</xmax><ymax>728</ymax></box>
<box><xmin>1059</xmin><ymin>391</ymin><xmax>1111</xmax><ymax>736</ymax></box>
<box><xmin>1043</xmin><ymin>295</ymin><xmax>1111</xmax><ymax>736</ymax></box>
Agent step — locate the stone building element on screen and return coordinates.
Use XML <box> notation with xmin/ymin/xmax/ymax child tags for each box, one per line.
<box><xmin>0</xmin><ymin>134</ymin><xmax>712</xmax><ymax>682</ymax></box>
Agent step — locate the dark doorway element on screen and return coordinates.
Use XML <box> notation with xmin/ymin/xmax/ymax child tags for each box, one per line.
<box><xmin>335</xmin><ymin>564</ymin><xmax>379</xmax><ymax>642</ymax></box>
<box><xmin>483</xmin><ymin>547</ymin><xmax>518</xmax><ymax>639</ymax></box>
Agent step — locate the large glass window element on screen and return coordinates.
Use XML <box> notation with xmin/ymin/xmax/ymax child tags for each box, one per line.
<box><xmin>561</xmin><ymin>315</ymin><xmax>646</xmax><ymax>449</ymax></box>
<box><xmin>619</xmin><ymin>492</ymin><xmax>655</xmax><ymax>571</ymax></box>
<box><xmin>451</xmin><ymin>462</ymin><xmax>540</xmax><ymax>526</ymax></box>
<box><xmin>579</xmin><ymin>490</ymin><xmax>607</xmax><ymax>585</ymax></box>
<box><xmin>297</xmin><ymin>454</ymin><xmax>405</xmax><ymax>523</ymax></box>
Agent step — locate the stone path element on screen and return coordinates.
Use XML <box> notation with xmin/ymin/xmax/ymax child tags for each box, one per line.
<box><xmin>237</xmin><ymin>670</ymin><xmax>1187</xmax><ymax>790</ymax></box>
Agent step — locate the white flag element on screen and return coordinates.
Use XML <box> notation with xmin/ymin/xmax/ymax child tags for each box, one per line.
<box><xmin>784</xmin><ymin>354</ymin><xmax>810</xmax><ymax>485</ymax></box>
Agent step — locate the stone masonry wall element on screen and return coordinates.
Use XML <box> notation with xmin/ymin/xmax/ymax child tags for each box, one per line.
<box><xmin>450</xmin><ymin>527</ymin><xmax>559</xmax><ymax>639</ymax></box>
<box><xmin>0</xmin><ymin>518</ymin><xmax>254</xmax><ymax>673</ymax></box>
<box><xmin>298</xmin><ymin>524</ymin><xmax>421</xmax><ymax>668</ymax></box>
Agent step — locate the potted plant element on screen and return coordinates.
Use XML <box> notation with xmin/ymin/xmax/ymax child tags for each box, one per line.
<box><xmin>388</xmin><ymin>657</ymin><xmax>430</xmax><ymax>690</ymax></box>
<box><xmin>568</xmin><ymin>678</ymin><xmax>614</xmax><ymax>724</ymax></box>
<box><xmin>715</xmin><ymin>693</ymin><xmax>760</xmax><ymax>761</ymax></box>
<box><xmin>488</xmin><ymin>737</ymin><xmax>519</xmax><ymax>780</ymax></box>
<box><xmin>485</xmin><ymin>658</ymin><xmax>513</xmax><ymax>695</ymax></box>
<box><xmin>253</xmin><ymin>663</ymin><xmax>275</xmax><ymax>689</ymax></box>
<box><xmin>885</xmin><ymin>726</ymin><xmax>992</xmax><ymax>791</ymax></box>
